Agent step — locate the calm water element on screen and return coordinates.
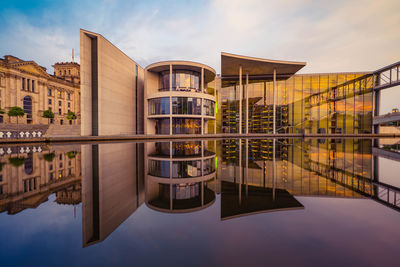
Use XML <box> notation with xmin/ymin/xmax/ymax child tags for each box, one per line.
<box><xmin>1</xmin><ymin>138</ymin><xmax>400</xmax><ymax>266</ymax></box>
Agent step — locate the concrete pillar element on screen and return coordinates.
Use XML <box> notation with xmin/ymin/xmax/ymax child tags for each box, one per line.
<box><xmin>239</xmin><ymin>138</ymin><xmax>242</xmax><ymax>205</ymax></box>
<box><xmin>239</xmin><ymin>65</ymin><xmax>242</xmax><ymax>134</ymax></box>
<box><xmin>201</xmin><ymin>67</ymin><xmax>204</xmax><ymax>93</ymax></box>
<box><xmin>246</xmin><ymin>73</ymin><xmax>249</xmax><ymax>134</ymax></box>
<box><xmin>273</xmin><ymin>69</ymin><xmax>276</xmax><ymax>134</ymax></box>
<box><xmin>214</xmin><ymin>79</ymin><xmax>217</xmax><ymax>134</ymax></box>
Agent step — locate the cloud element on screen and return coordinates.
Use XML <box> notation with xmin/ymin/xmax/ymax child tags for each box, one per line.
<box><xmin>0</xmin><ymin>0</ymin><xmax>398</xmax><ymax>75</ymax></box>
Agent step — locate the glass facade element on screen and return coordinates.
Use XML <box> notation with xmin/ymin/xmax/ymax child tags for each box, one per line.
<box><xmin>149</xmin><ymin>97</ymin><xmax>170</xmax><ymax>115</ymax></box>
<box><xmin>172</xmin><ymin>97</ymin><xmax>202</xmax><ymax>115</ymax></box>
<box><xmin>161</xmin><ymin>70</ymin><xmax>201</xmax><ymax>92</ymax></box>
<box><xmin>220</xmin><ymin>73</ymin><xmax>373</xmax><ymax>134</ymax></box>
<box><xmin>172</xmin><ymin>118</ymin><xmax>201</xmax><ymax>134</ymax></box>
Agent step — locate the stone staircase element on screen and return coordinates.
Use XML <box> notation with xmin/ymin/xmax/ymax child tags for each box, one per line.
<box><xmin>45</xmin><ymin>124</ymin><xmax>81</xmax><ymax>136</ymax></box>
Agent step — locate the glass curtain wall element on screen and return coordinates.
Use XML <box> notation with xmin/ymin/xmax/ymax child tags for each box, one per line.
<box><xmin>219</xmin><ymin>73</ymin><xmax>373</xmax><ymax>134</ymax></box>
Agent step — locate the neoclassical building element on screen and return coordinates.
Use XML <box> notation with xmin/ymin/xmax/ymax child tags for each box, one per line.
<box><xmin>0</xmin><ymin>55</ymin><xmax>80</xmax><ymax>125</ymax></box>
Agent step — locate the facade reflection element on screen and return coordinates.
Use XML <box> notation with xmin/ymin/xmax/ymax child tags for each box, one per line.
<box><xmin>1</xmin><ymin>138</ymin><xmax>400</xmax><ymax>248</ymax></box>
<box><xmin>145</xmin><ymin>141</ymin><xmax>217</xmax><ymax>213</ymax></box>
<box><xmin>0</xmin><ymin>145</ymin><xmax>81</xmax><ymax>214</ymax></box>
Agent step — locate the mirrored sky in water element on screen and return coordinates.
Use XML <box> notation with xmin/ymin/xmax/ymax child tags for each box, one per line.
<box><xmin>0</xmin><ymin>138</ymin><xmax>399</xmax><ymax>266</ymax></box>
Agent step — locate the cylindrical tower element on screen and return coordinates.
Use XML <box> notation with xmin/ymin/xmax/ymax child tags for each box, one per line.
<box><xmin>144</xmin><ymin>61</ymin><xmax>216</xmax><ymax>135</ymax></box>
<box><xmin>145</xmin><ymin>140</ymin><xmax>217</xmax><ymax>213</ymax></box>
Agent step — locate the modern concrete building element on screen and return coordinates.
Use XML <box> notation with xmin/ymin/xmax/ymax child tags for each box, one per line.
<box><xmin>80</xmin><ymin>30</ymin><xmax>375</xmax><ymax>136</ymax></box>
<box><xmin>80</xmin><ymin>29</ymin><xmax>144</xmax><ymax>136</ymax></box>
<box><xmin>145</xmin><ymin>61</ymin><xmax>217</xmax><ymax>135</ymax></box>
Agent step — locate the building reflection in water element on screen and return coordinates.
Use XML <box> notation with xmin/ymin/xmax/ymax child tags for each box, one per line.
<box><xmin>81</xmin><ymin>142</ymin><xmax>144</xmax><ymax>247</ymax></box>
<box><xmin>0</xmin><ymin>145</ymin><xmax>81</xmax><ymax>215</ymax></box>
<box><xmin>145</xmin><ymin>141</ymin><xmax>217</xmax><ymax>213</ymax></box>
<box><xmin>1</xmin><ymin>138</ymin><xmax>400</xmax><ymax>248</ymax></box>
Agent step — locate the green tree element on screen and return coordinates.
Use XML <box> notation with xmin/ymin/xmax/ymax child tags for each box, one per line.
<box><xmin>43</xmin><ymin>152</ymin><xmax>55</xmax><ymax>162</ymax></box>
<box><xmin>66</xmin><ymin>110</ymin><xmax>77</xmax><ymax>124</ymax></box>
<box><xmin>7</xmin><ymin>106</ymin><xmax>25</xmax><ymax>124</ymax></box>
<box><xmin>43</xmin><ymin>109</ymin><xmax>55</xmax><ymax>124</ymax></box>
<box><xmin>8</xmin><ymin>156</ymin><xmax>26</xmax><ymax>167</ymax></box>
<box><xmin>67</xmin><ymin>151</ymin><xmax>77</xmax><ymax>159</ymax></box>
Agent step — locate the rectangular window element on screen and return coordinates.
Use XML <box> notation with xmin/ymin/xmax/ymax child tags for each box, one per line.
<box><xmin>32</xmin><ymin>80</ymin><xmax>34</xmax><ymax>92</ymax></box>
<box><xmin>59</xmin><ymin>154</ymin><xmax>62</xmax><ymax>160</ymax></box>
<box><xmin>59</xmin><ymin>108</ymin><xmax>62</xmax><ymax>114</ymax></box>
<box><xmin>48</xmin><ymin>99</ymin><xmax>52</xmax><ymax>105</ymax></box>
<box><xmin>67</xmin><ymin>102</ymin><xmax>70</xmax><ymax>108</ymax></box>
<box><xmin>59</xmin><ymin>101</ymin><xmax>62</xmax><ymax>106</ymax></box>
<box><xmin>67</xmin><ymin>93</ymin><xmax>71</xmax><ymax>100</ymax></box>
<box><xmin>22</xmin><ymin>78</ymin><xmax>25</xmax><ymax>90</ymax></box>
<box><xmin>27</xmin><ymin>79</ymin><xmax>30</xmax><ymax>91</ymax></box>
<box><xmin>48</xmin><ymin>88</ymin><xmax>52</xmax><ymax>96</ymax></box>
<box><xmin>58</xmin><ymin>91</ymin><xmax>62</xmax><ymax>98</ymax></box>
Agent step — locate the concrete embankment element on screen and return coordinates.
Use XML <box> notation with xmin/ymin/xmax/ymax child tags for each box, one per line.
<box><xmin>0</xmin><ymin>133</ymin><xmax>400</xmax><ymax>144</ymax></box>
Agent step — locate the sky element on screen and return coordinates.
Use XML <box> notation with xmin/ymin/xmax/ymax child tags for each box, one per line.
<box><xmin>0</xmin><ymin>0</ymin><xmax>399</xmax><ymax>112</ymax></box>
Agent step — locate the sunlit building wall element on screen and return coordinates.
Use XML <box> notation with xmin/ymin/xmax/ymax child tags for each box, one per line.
<box><xmin>219</xmin><ymin>73</ymin><xmax>373</xmax><ymax>134</ymax></box>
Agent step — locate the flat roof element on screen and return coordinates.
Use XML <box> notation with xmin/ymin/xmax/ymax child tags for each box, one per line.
<box><xmin>221</xmin><ymin>52</ymin><xmax>306</xmax><ymax>78</ymax></box>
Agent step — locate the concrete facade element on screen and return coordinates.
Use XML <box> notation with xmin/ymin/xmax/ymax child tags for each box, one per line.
<box><xmin>80</xmin><ymin>29</ymin><xmax>144</xmax><ymax>136</ymax></box>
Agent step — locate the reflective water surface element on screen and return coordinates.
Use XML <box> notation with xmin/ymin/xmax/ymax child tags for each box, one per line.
<box><xmin>1</xmin><ymin>138</ymin><xmax>400</xmax><ymax>266</ymax></box>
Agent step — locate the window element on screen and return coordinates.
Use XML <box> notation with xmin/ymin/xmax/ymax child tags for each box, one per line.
<box><xmin>59</xmin><ymin>71</ymin><xmax>62</xmax><ymax>75</ymax></box>
<box><xmin>27</xmin><ymin>79</ymin><xmax>30</xmax><ymax>91</ymax></box>
<box><xmin>49</xmin><ymin>164</ymin><xmax>53</xmax><ymax>171</ymax></box>
<box><xmin>58</xmin><ymin>91</ymin><xmax>62</xmax><ymax>98</ymax></box>
<box><xmin>68</xmin><ymin>70</ymin><xmax>71</xmax><ymax>75</ymax></box>
<box><xmin>22</xmin><ymin>78</ymin><xmax>25</xmax><ymax>90</ymax></box>
<box><xmin>48</xmin><ymin>99</ymin><xmax>52</xmax><ymax>105</ymax></box>
<box><xmin>23</xmin><ymin>96</ymin><xmax>32</xmax><ymax>123</ymax></box>
<box><xmin>67</xmin><ymin>93</ymin><xmax>71</xmax><ymax>100</ymax></box>
<box><xmin>48</xmin><ymin>88</ymin><xmax>52</xmax><ymax>96</ymax></box>
<box><xmin>67</xmin><ymin>102</ymin><xmax>70</xmax><ymax>108</ymax></box>
<box><xmin>172</xmin><ymin>97</ymin><xmax>201</xmax><ymax>115</ymax></box>
<box><xmin>68</xmin><ymin>168</ymin><xmax>72</xmax><ymax>176</ymax></box>
<box><xmin>59</xmin><ymin>154</ymin><xmax>62</xmax><ymax>160</ymax></box>
<box><xmin>49</xmin><ymin>172</ymin><xmax>54</xmax><ymax>181</ymax></box>
<box><xmin>31</xmin><ymin>80</ymin><xmax>34</xmax><ymax>92</ymax></box>
<box><xmin>59</xmin><ymin>162</ymin><xmax>63</xmax><ymax>168</ymax></box>
<box><xmin>59</xmin><ymin>108</ymin><xmax>62</xmax><ymax>114</ymax></box>
<box><xmin>148</xmin><ymin>98</ymin><xmax>170</xmax><ymax>115</ymax></box>
<box><xmin>60</xmin><ymin>119</ymin><xmax>63</xmax><ymax>125</ymax></box>
<box><xmin>58</xmin><ymin>101</ymin><xmax>62</xmax><ymax>106</ymax></box>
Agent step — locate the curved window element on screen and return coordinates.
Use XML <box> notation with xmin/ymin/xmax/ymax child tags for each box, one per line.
<box><xmin>172</xmin><ymin>97</ymin><xmax>201</xmax><ymax>115</ymax></box>
<box><xmin>155</xmin><ymin>118</ymin><xmax>170</xmax><ymax>134</ymax></box>
<box><xmin>149</xmin><ymin>98</ymin><xmax>170</xmax><ymax>115</ymax></box>
<box><xmin>23</xmin><ymin>96</ymin><xmax>32</xmax><ymax>123</ymax></box>
<box><xmin>172</xmin><ymin>141</ymin><xmax>202</xmax><ymax>157</ymax></box>
<box><xmin>172</xmin><ymin>118</ymin><xmax>201</xmax><ymax>134</ymax></box>
<box><xmin>203</xmin><ymin>158</ymin><xmax>216</xmax><ymax>175</ymax></box>
<box><xmin>160</xmin><ymin>70</ymin><xmax>201</xmax><ymax>92</ymax></box>
<box><xmin>203</xmin><ymin>99</ymin><xmax>215</xmax><ymax>116</ymax></box>
<box><xmin>172</xmin><ymin>160</ymin><xmax>202</xmax><ymax>178</ymax></box>
<box><xmin>148</xmin><ymin>160</ymin><xmax>170</xmax><ymax>178</ymax></box>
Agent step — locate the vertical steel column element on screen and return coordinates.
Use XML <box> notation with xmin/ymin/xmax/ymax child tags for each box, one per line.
<box><xmin>239</xmin><ymin>65</ymin><xmax>242</xmax><ymax>134</ymax></box>
<box><xmin>245</xmin><ymin>138</ymin><xmax>248</xmax><ymax>197</ymax></box>
<box><xmin>273</xmin><ymin>69</ymin><xmax>276</xmax><ymax>134</ymax></box>
<box><xmin>272</xmin><ymin>138</ymin><xmax>276</xmax><ymax>200</ymax></box>
<box><xmin>246</xmin><ymin>73</ymin><xmax>249</xmax><ymax>134</ymax></box>
<box><xmin>169</xmin><ymin>64</ymin><xmax>173</xmax><ymax>135</ymax></box>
